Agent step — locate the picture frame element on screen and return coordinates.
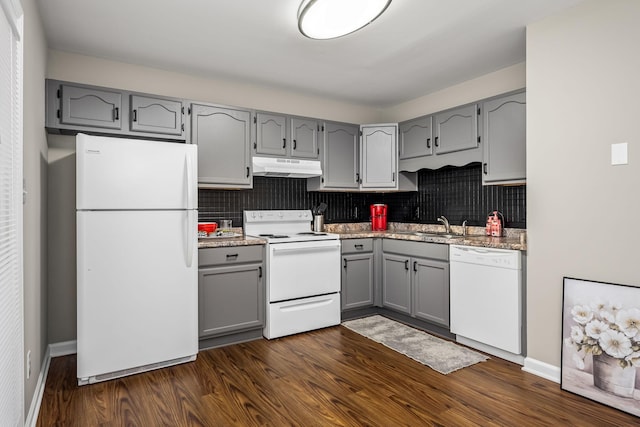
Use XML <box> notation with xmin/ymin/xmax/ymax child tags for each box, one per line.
<box><xmin>561</xmin><ymin>277</ymin><xmax>640</xmax><ymax>417</ymax></box>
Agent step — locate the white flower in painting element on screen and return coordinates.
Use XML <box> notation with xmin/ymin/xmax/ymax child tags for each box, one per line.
<box><xmin>585</xmin><ymin>319</ymin><xmax>609</xmax><ymax>339</ymax></box>
<box><xmin>625</xmin><ymin>351</ymin><xmax>640</xmax><ymax>367</ymax></box>
<box><xmin>571</xmin><ymin>305</ymin><xmax>593</xmax><ymax>325</ymax></box>
<box><xmin>599</xmin><ymin>329</ymin><xmax>633</xmax><ymax>359</ymax></box>
<box><xmin>615</xmin><ymin>308</ymin><xmax>640</xmax><ymax>338</ymax></box>
<box><xmin>572</xmin><ymin>353</ymin><xmax>585</xmax><ymax>370</ymax></box>
<box><xmin>599</xmin><ymin>310</ymin><xmax>615</xmax><ymax>324</ymax></box>
<box><xmin>609</xmin><ymin>301</ymin><xmax>623</xmax><ymax>315</ymax></box>
<box><xmin>570</xmin><ymin>325</ymin><xmax>584</xmax><ymax>343</ymax></box>
<box><xmin>590</xmin><ymin>299</ymin><xmax>608</xmax><ymax>314</ymax></box>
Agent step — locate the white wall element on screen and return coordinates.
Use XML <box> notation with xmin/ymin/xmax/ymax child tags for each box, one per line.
<box><xmin>46</xmin><ymin>50</ymin><xmax>383</xmax><ymax>124</ymax></box>
<box><xmin>21</xmin><ymin>0</ymin><xmax>48</xmax><ymax>418</ymax></box>
<box><xmin>527</xmin><ymin>0</ymin><xmax>640</xmax><ymax>366</ymax></box>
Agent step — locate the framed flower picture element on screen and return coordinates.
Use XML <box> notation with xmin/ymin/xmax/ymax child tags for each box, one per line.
<box><xmin>561</xmin><ymin>277</ymin><xmax>640</xmax><ymax>416</ymax></box>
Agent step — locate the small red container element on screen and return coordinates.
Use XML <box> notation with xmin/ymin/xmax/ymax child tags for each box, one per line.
<box><xmin>198</xmin><ymin>223</ymin><xmax>218</xmax><ymax>234</ymax></box>
<box><xmin>370</xmin><ymin>204</ymin><xmax>388</xmax><ymax>231</ymax></box>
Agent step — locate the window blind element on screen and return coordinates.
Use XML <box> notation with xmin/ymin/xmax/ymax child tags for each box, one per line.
<box><xmin>0</xmin><ymin>0</ymin><xmax>23</xmax><ymax>425</ymax></box>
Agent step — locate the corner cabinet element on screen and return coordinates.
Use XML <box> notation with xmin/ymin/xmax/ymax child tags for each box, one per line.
<box><xmin>482</xmin><ymin>91</ymin><xmax>526</xmax><ymax>185</ymax></box>
<box><xmin>307</xmin><ymin>121</ymin><xmax>360</xmax><ymax>191</ymax></box>
<box><xmin>360</xmin><ymin>124</ymin><xmax>398</xmax><ymax>190</ymax></box>
<box><xmin>45</xmin><ymin>79</ymin><xmax>186</xmax><ymax>140</ymax></box>
<box><xmin>190</xmin><ymin>103</ymin><xmax>253</xmax><ymax>189</ymax></box>
<box><xmin>381</xmin><ymin>239</ymin><xmax>449</xmax><ymax>328</ymax></box>
<box><xmin>341</xmin><ymin>239</ymin><xmax>375</xmax><ymax>310</ymax></box>
<box><xmin>254</xmin><ymin>112</ymin><xmax>319</xmax><ymax>159</ymax></box>
<box><xmin>198</xmin><ymin>245</ymin><xmax>265</xmax><ymax>339</ymax></box>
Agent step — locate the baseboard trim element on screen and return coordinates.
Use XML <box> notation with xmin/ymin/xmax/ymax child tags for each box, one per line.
<box><xmin>49</xmin><ymin>340</ymin><xmax>77</xmax><ymax>357</ymax></box>
<box><xmin>24</xmin><ymin>346</ymin><xmax>51</xmax><ymax>427</ymax></box>
<box><xmin>522</xmin><ymin>357</ymin><xmax>560</xmax><ymax>383</ymax></box>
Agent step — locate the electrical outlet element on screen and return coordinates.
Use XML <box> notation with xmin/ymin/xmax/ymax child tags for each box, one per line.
<box><xmin>26</xmin><ymin>350</ymin><xmax>31</xmax><ymax>379</ymax></box>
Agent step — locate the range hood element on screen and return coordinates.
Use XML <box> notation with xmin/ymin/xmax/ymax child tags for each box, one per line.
<box><xmin>252</xmin><ymin>156</ymin><xmax>322</xmax><ymax>178</ymax></box>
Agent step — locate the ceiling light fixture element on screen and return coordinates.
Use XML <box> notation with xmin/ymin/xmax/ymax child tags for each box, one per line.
<box><xmin>298</xmin><ymin>0</ymin><xmax>392</xmax><ymax>40</ymax></box>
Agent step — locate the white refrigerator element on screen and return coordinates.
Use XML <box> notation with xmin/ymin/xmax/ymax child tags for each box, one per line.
<box><xmin>76</xmin><ymin>133</ymin><xmax>198</xmax><ymax>385</ymax></box>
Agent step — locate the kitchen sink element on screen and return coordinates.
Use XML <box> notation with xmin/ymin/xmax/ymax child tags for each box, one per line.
<box><xmin>396</xmin><ymin>231</ymin><xmax>459</xmax><ymax>239</ymax></box>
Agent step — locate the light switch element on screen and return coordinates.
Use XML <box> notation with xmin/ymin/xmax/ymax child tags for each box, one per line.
<box><xmin>611</xmin><ymin>142</ymin><xmax>628</xmax><ymax>165</ymax></box>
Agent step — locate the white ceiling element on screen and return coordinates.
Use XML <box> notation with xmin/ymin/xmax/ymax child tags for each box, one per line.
<box><xmin>37</xmin><ymin>0</ymin><xmax>583</xmax><ymax>108</ymax></box>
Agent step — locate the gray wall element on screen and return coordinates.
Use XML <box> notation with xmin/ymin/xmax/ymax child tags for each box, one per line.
<box><xmin>22</xmin><ymin>0</ymin><xmax>48</xmax><ymax>418</ymax></box>
<box><xmin>527</xmin><ymin>0</ymin><xmax>640</xmax><ymax>367</ymax></box>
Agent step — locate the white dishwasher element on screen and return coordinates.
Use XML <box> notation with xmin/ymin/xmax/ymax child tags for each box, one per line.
<box><xmin>449</xmin><ymin>245</ymin><xmax>523</xmax><ymax>363</ymax></box>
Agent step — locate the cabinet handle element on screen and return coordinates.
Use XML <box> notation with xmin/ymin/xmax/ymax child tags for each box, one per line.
<box><xmin>404</xmin><ymin>260</ymin><xmax>409</xmax><ymax>270</ymax></box>
<box><xmin>343</xmin><ymin>259</ymin><xmax>347</xmax><ymax>269</ymax></box>
<box><xmin>355</xmin><ymin>172</ymin><xmax>360</xmax><ymax>183</ymax></box>
<box><xmin>293</xmin><ymin>139</ymin><xmax>297</xmax><ymax>150</ymax></box>
<box><xmin>282</xmin><ymin>138</ymin><xmax>286</xmax><ymax>149</ymax></box>
<box><xmin>226</xmin><ymin>253</ymin><xmax>239</xmax><ymax>260</ymax></box>
<box><xmin>434</xmin><ymin>136</ymin><xmax>439</xmax><ymax>147</ymax></box>
<box><xmin>246</xmin><ymin>167</ymin><xmax>250</xmax><ymax>178</ymax></box>
<box><xmin>483</xmin><ymin>163</ymin><xmax>488</xmax><ymax>175</ymax></box>
<box><xmin>355</xmin><ymin>244</ymin><xmax>363</xmax><ymax>250</ymax></box>
<box><xmin>258</xmin><ymin>266</ymin><xmax>263</xmax><ymax>278</ymax></box>
<box><xmin>392</xmin><ymin>172</ymin><xmax>395</xmax><ymax>182</ymax></box>
<box><xmin>413</xmin><ymin>261</ymin><xmax>417</xmax><ymax>272</ymax></box>
<box><xmin>113</xmin><ymin>107</ymin><xmax>119</xmax><ymax>121</ymax></box>
<box><xmin>132</xmin><ymin>109</ymin><xmax>137</xmax><ymax>122</ymax></box>
<box><xmin>426</xmin><ymin>138</ymin><xmax>431</xmax><ymax>148</ymax></box>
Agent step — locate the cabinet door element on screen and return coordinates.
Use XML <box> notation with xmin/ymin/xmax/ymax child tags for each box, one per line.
<box><xmin>382</xmin><ymin>254</ymin><xmax>411</xmax><ymax>314</ymax></box>
<box><xmin>255</xmin><ymin>112</ymin><xmax>287</xmax><ymax>156</ymax></box>
<box><xmin>130</xmin><ymin>95</ymin><xmax>184</xmax><ymax>136</ymax></box>
<box><xmin>413</xmin><ymin>258</ymin><xmax>450</xmax><ymax>327</ymax></box>
<box><xmin>198</xmin><ymin>263</ymin><xmax>264</xmax><ymax>338</ymax></box>
<box><xmin>399</xmin><ymin>116</ymin><xmax>432</xmax><ymax>160</ymax></box>
<box><xmin>191</xmin><ymin>104</ymin><xmax>252</xmax><ymax>188</ymax></box>
<box><xmin>342</xmin><ymin>253</ymin><xmax>374</xmax><ymax>310</ymax></box>
<box><xmin>322</xmin><ymin>122</ymin><xmax>359</xmax><ymax>189</ymax></box>
<box><xmin>290</xmin><ymin>118</ymin><xmax>319</xmax><ymax>159</ymax></box>
<box><xmin>434</xmin><ymin>104</ymin><xmax>478</xmax><ymax>154</ymax></box>
<box><xmin>482</xmin><ymin>92</ymin><xmax>526</xmax><ymax>184</ymax></box>
<box><xmin>60</xmin><ymin>84</ymin><xmax>122</xmax><ymax>130</ymax></box>
<box><xmin>360</xmin><ymin>125</ymin><xmax>397</xmax><ymax>189</ymax></box>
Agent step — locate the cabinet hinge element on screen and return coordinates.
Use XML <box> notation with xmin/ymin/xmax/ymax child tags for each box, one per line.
<box><xmin>253</xmin><ymin>116</ymin><xmax>257</xmax><ymax>124</ymax></box>
<box><xmin>253</xmin><ymin>142</ymin><xmax>257</xmax><ymax>149</ymax></box>
<box><xmin>56</xmin><ymin>109</ymin><xmax>60</xmax><ymax>119</ymax></box>
<box><xmin>181</xmin><ymin>106</ymin><xmax>184</xmax><ymax>115</ymax></box>
<box><xmin>477</xmin><ymin>107</ymin><xmax>481</xmax><ymax>115</ymax></box>
<box><xmin>322</xmin><ymin>125</ymin><xmax>324</xmax><ymax>132</ymax></box>
<box><xmin>56</xmin><ymin>89</ymin><xmax>60</xmax><ymax>99</ymax></box>
<box><xmin>317</xmin><ymin>124</ymin><xmax>320</xmax><ymax>132</ymax></box>
<box><xmin>321</xmin><ymin>177</ymin><xmax>324</xmax><ymax>183</ymax></box>
<box><xmin>317</xmin><ymin>148</ymin><xmax>319</xmax><ymax>155</ymax></box>
<box><xmin>359</xmin><ymin>130</ymin><xmax>363</xmax><ymax>136</ymax></box>
<box><xmin>188</xmin><ymin>107</ymin><xmax>191</xmax><ymax>115</ymax></box>
<box><xmin>181</xmin><ymin>123</ymin><xmax>185</xmax><ymax>131</ymax></box>
<box><xmin>477</xmin><ymin>136</ymin><xmax>481</xmax><ymax>143</ymax></box>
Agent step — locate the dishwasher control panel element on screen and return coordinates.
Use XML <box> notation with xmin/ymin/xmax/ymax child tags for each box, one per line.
<box><xmin>449</xmin><ymin>245</ymin><xmax>521</xmax><ymax>269</ymax></box>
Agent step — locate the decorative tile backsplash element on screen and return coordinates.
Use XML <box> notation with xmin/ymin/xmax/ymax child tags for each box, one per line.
<box><xmin>198</xmin><ymin>162</ymin><xmax>526</xmax><ymax>229</ymax></box>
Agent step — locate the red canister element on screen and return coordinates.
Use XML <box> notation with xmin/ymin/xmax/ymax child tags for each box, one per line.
<box><xmin>370</xmin><ymin>204</ymin><xmax>388</xmax><ymax>231</ymax></box>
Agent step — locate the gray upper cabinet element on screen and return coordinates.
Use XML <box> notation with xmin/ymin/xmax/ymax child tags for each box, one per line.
<box><xmin>482</xmin><ymin>91</ymin><xmax>526</xmax><ymax>185</ymax></box>
<box><xmin>434</xmin><ymin>104</ymin><xmax>479</xmax><ymax>155</ymax></box>
<box><xmin>360</xmin><ymin>124</ymin><xmax>398</xmax><ymax>189</ymax></box>
<box><xmin>312</xmin><ymin>121</ymin><xmax>359</xmax><ymax>190</ymax></box>
<box><xmin>191</xmin><ymin>103</ymin><xmax>252</xmax><ymax>189</ymax></box>
<box><xmin>59</xmin><ymin>84</ymin><xmax>122</xmax><ymax>130</ymax></box>
<box><xmin>45</xmin><ymin>79</ymin><xmax>186</xmax><ymax>140</ymax></box>
<box><xmin>290</xmin><ymin>117</ymin><xmax>319</xmax><ymax>159</ymax></box>
<box><xmin>255</xmin><ymin>112</ymin><xmax>287</xmax><ymax>156</ymax></box>
<box><xmin>130</xmin><ymin>95</ymin><xmax>183</xmax><ymax>136</ymax></box>
<box><xmin>399</xmin><ymin>116</ymin><xmax>432</xmax><ymax>160</ymax></box>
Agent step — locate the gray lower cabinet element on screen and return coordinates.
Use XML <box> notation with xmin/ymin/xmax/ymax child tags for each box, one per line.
<box><xmin>130</xmin><ymin>95</ymin><xmax>183</xmax><ymax>136</ymax></box>
<box><xmin>45</xmin><ymin>79</ymin><xmax>187</xmax><ymax>140</ymax></box>
<box><xmin>198</xmin><ymin>245</ymin><xmax>265</xmax><ymax>338</ymax></box>
<box><xmin>399</xmin><ymin>116</ymin><xmax>432</xmax><ymax>160</ymax></box>
<box><xmin>191</xmin><ymin>103</ymin><xmax>252</xmax><ymax>189</ymax></box>
<box><xmin>382</xmin><ymin>239</ymin><xmax>450</xmax><ymax>327</ymax></box>
<box><xmin>341</xmin><ymin>239</ymin><xmax>374</xmax><ymax>310</ymax></box>
<box><xmin>482</xmin><ymin>91</ymin><xmax>526</xmax><ymax>185</ymax></box>
<box><xmin>307</xmin><ymin>121</ymin><xmax>360</xmax><ymax>190</ymax></box>
<box><xmin>360</xmin><ymin>124</ymin><xmax>398</xmax><ymax>190</ymax></box>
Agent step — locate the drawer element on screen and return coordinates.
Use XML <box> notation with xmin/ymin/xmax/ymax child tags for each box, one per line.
<box><xmin>199</xmin><ymin>245</ymin><xmax>263</xmax><ymax>267</ymax></box>
<box><xmin>383</xmin><ymin>239</ymin><xmax>448</xmax><ymax>261</ymax></box>
<box><xmin>341</xmin><ymin>238</ymin><xmax>373</xmax><ymax>254</ymax></box>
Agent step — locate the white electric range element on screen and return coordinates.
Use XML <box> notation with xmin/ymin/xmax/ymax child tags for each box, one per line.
<box><xmin>244</xmin><ymin>210</ymin><xmax>341</xmax><ymax>339</ymax></box>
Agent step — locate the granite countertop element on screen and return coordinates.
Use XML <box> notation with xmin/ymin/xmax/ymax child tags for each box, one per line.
<box><xmin>325</xmin><ymin>222</ymin><xmax>527</xmax><ymax>251</ymax></box>
<box><xmin>197</xmin><ymin>223</ymin><xmax>527</xmax><ymax>251</ymax></box>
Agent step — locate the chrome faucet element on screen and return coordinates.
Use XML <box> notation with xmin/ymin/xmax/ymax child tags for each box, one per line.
<box><xmin>462</xmin><ymin>219</ymin><xmax>468</xmax><ymax>236</ymax></box>
<box><xmin>437</xmin><ymin>216</ymin><xmax>450</xmax><ymax>234</ymax></box>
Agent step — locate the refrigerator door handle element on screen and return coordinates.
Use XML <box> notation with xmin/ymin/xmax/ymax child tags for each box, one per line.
<box><xmin>186</xmin><ymin>152</ymin><xmax>194</xmax><ymax>209</ymax></box>
<box><xmin>186</xmin><ymin>210</ymin><xmax>195</xmax><ymax>267</ymax></box>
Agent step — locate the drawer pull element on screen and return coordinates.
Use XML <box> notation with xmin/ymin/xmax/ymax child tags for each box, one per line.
<box><xmin>355</xmin><ymin>244</ymin><xmax>364</xmax><ymax>250</ymax></box>
<box><xmin>226</xmin><ymin>253</ymin><xmax>239</xmax><ymax>260</ymax></box>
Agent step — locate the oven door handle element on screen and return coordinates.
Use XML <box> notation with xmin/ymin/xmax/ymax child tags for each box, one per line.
<box><xmin>271</xmin><ymin>244</ymin><xmax>341</xmax><ymax>253</ymax></box>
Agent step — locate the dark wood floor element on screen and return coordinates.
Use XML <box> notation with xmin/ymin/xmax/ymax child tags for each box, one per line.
<box><xmin>38</xmin><ymin>324</ymin><xmax>637</xmax><ymax>426</ymax></box>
